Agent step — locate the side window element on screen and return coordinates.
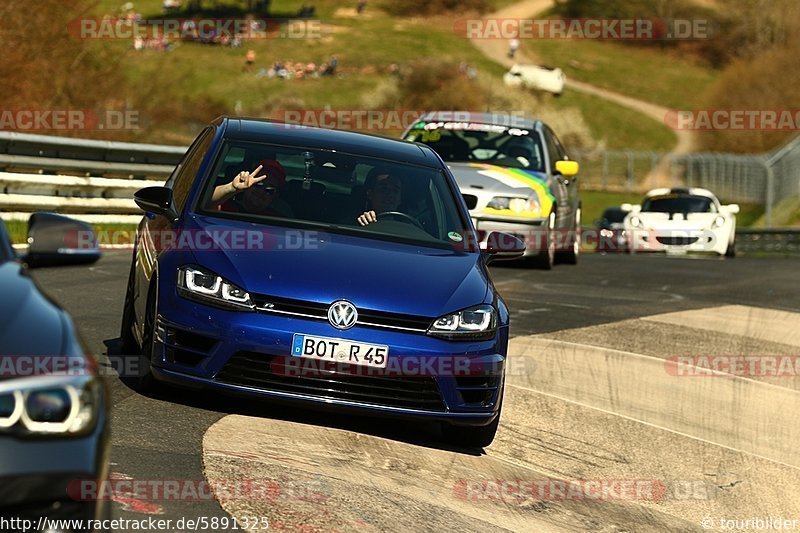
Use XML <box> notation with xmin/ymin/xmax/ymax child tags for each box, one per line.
<box><xmin>551</xmin><ymin>130</ymin><xmax>568</xmax><ymax>161</ymax></box>
<box><xmin>166</xmin><ymin>127</ymin><xmax>215</xmax><ymax>212</ymax></box>
<box><xmin>544</xmin><ymin>128</ymin><xmax>561</xmax><ymax>172</ymax></box>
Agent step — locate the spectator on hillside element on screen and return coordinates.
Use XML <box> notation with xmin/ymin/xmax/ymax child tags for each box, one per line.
<box><xmin>243</xmin><ymin>49</ymin><xmax>256</xmax><ymax>72</ymax></box>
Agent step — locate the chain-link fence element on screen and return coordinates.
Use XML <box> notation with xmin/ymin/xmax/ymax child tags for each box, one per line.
<box><xmin>570</xmin><ymin>150</ymin><xmax>665</xmax><ymax>192</ymax></box>
<box><xmin>670</xmin><ymin>136</ymin><xmax>800</xmax><ymax>225</ymax></box>
<box><xmin>571</xmin><ymin>136</ymin><xmax>800</xmax><ymax>226</ymax></box>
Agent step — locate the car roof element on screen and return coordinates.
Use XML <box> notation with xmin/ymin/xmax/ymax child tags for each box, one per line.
<box><xmin>220</xmin><ymin>117</ymin><xmax>441</xmax><ymax>168</ymax></box>
<box><xmin>412</xmin><ymin>111</ymin><xmax>542</xmax><ymax>131</ymax></box>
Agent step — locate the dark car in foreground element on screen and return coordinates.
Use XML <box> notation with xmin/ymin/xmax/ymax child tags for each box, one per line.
<box><xmin>402</xmin><ymin>112</ymin><xmax>581</xmax><ymax>269</ymax></box>
<box><xmin>122</xmin><ymin>117</ymin><xmax>525</xmax><ymax>447</ymax></box>
<box><xmin>0</xmin><ymin>214</ymin><xmax>109</xmax><ymax>531</ymax></box>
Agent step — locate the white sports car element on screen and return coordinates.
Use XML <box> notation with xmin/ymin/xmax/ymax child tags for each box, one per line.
<box><xmin>621</xmin><ymin>188</ymin><xmax>739</xmax><ymax>257</ymax></box>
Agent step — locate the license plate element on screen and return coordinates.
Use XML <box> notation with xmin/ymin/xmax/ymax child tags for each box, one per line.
<box><xmin>291</xmin><ymin>334</ymin><xmax>389</xmax><ymax>368</ymax></box>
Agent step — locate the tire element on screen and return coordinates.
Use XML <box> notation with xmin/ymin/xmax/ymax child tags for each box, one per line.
<box><xmin>530</xmin><ymin>212</ymin><xmax>555</xmax><ymax>269</ymax></box>
<box><xmin>725</xmin><ymin>238</ymin><xmax>736</xmax><ymax>258</ymax></box>
<box><xmin>441</xmin><ymin>410</ymin><xmax>501</xmax><ymax>449</ymax></box>
<box><xmin>119</xmin><ymin>252</ymin><xmax>139</xmax><ymax>355</ymax></box>
<box><xmin>132</xmin><ymin>281</ymin><xmax>159</xmax><ymax>392</ymax></box>
<box><xmin>556</xmin><ymin>207</ymin><xmax>580</xmax><ymax>265</ymax></box>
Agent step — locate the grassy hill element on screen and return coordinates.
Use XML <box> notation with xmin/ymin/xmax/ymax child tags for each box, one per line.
<box><xmin>84</xmin><ymin>0</ymin><xmax>698</xmax><ymax>153</ymax></box>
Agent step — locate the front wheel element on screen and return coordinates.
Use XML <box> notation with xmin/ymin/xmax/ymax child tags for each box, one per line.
<box><xmin>724</xmin><ymin>238</ymin><xmax>736</xmax><ymax>258</ymax></box>
<box><xmin>530</xmin><ymin>212</ymin><xmax>556</xmax><ymax>269</ymax></box>
<box><xmin>131</xmin><ymin>285</ymin><xmax>159</xmax><ymax>392</ymax></box>
<box><xmin>556</xmin><ymin>207</ymin><xmax>580</xmax><ymax>265</ymax></box>
<box><xmin>119</xmin><ymin>253</ymin><xmax>139</xmax><ymax>355</ymax></box>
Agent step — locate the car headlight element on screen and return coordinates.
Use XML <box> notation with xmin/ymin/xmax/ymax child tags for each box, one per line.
<box><xmin>599</xmin><ymin>229</ymin><xmax>614</xmax><ymax>238</ymax></box>
<box><xmin>487</xmin><ymin>196</ymin><xmax>540</xmax><ymax>215</ymax></box>
<box><xmin>629</xmin><ymin>216</ymin><xmax>643</xmax><ymax>228</ymax></box>
<box><xmin>428</xmin><ymin>304</ymin><xmax>497</xmax><ymax>340</ymax></box>
<box><xmin>177</xmin><ymin>266</ymin><xmax>254</xmax><ymax>310</ymax></box>
<box><xmin>0</xmin><ymin>375</ymin><xmax>101</xmax><ymax>436</ymax></box>
<box><xmin>712</xmin><ymin>216</ymin><xmax>726</xmax><ymax>229</ymax></box>
<box><xmin>487</xmin><ymin>197</ymin><xmax>511</xmax><ymax>210</ymax></box>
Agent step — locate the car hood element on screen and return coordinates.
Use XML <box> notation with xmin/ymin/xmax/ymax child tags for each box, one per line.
<box><xmin>0</xmin><ymin>262</ymin><xmax>67</xmax><ymax>356</ymax></box>
<box><xmin>184</xmin><ymin>216</ymin><xmax>491</xmax><ymax>318</ymax></box>
<box><xmin>447</xmin><ymin>162</ymin><xmax>555</xmax><ymax>216</ymax></box>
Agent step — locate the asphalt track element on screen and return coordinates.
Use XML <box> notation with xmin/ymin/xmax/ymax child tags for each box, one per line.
<box><xmin>31</xmin><ymin>251</ymin><xmax>800</xmax><ymax>532</ymax></box>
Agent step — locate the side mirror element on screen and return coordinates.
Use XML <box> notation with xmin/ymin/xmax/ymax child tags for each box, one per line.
<box><xmin>134</xmin><ymin>186</ymin><xmax>178</xmax><ymax>222</ymax></box>
<box><xmin>726</xmin><ymin>204</ymin><xmax>740</xmax><ymax>214</ymax></box>
<box><xmin>483</xmin><ymin>231</ymin><xmax>525</xmax><ymax>263</ymax></box>
<box><xmin>554</xmin><ymin>160</ymin><xmax>579</xmax><ymax>177</ymax></box>
<box><xmin>23</xmin><ymin>212</ymin><xmax>101</xmax><ymax>268</ymax></box>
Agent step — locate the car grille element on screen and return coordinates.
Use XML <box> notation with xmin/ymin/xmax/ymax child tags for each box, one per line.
<box><xmin>656</xmin><ymin>236</ymin><xmax>699</xmax><ymax>245</ymax></box>
<box><xmin>250</xmin><ymin>294</ymin><xmax>433</xmax><ymax>333</ymax></box>
<box><xmin>215</xmin><ymin>352</ymin><xmax>447</xmax><ymax>412</ymax></box>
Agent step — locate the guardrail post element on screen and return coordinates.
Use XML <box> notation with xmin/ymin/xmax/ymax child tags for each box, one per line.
<box><xmin>626</xmin><ymin>151</ymin><xmax>634</xmax><ymax>191</ymax></box>
<box><xmin>765</xmin><ymin>163</ymin><xmax>774</xmax><ymax>227</ymax></box>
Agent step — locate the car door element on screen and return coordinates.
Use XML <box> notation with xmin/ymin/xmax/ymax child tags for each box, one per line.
<box><xmin>134</xmin><ymin>126</ymin><xmax>216</xmax><ymax>326</ymax></box>
<box><xmin>542</xmin><ymin>126</ymin><xmax>571</xmax><ymax>230</ymax></box>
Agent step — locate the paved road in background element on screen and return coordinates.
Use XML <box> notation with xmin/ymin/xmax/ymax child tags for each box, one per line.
<box><xmin>32</xmin><ymin>252</ymin><xmax>800</xmax><ymax>531</ymax></box>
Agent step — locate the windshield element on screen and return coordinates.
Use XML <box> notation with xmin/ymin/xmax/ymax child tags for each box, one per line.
<box><xmin>404</xmin><ymin>122</ymin><xmax>545</xmax><ymax>171</ymax></box>
<box><xmin>641</xmin><ymin>195</ymin><xmax>716</xmax><ymax>214</ymax></box>
<box><xmin>197</xmin><ymin>141</ymin><xmax>472</xmax><ymax>248</ymax></box>
<box><xmin>602</xmin><ymin>208</ymin><xmax>627</xmax><ymax>223</ymax></box>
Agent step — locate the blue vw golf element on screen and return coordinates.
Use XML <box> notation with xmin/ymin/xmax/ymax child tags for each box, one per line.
<box><xmin>121</xmin><ymin>117</ymin><xmax>524</xmax><ymax>447</ymax></box>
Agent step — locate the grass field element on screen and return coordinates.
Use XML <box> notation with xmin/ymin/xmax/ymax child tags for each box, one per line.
<box><xmin>83</xmin><ymin>0</ymin><xmax>683</xmax><ymax>151</ymax></box>
<box><xmin>527</xmin><ymin>39</ymin><xmax>719</xmax><ymax>110</ymax></box>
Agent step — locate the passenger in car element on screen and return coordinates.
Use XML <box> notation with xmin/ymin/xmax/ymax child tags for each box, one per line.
<box><xmin>209</xmin><ymin>160</ymin><xmax>294</xmax><ymax>217</ymax></box>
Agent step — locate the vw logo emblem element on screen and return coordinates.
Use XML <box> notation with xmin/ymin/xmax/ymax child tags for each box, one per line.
<box><xmin>328</xmin><ymin>300</ymin><xmax>358</xmax><ymax>330</ymax></box>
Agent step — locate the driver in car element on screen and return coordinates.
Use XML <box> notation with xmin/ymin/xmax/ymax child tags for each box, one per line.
<box><xmin>356</xmin><ymin>169</ymin><xmax>403</xmax><ymax>226</ymax></box>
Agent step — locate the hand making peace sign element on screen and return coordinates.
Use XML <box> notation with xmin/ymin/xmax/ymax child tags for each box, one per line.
<box><xmin>231</xmin><ymin>164</ymin><xmax>269</xmax><ymax>191</ymax></box>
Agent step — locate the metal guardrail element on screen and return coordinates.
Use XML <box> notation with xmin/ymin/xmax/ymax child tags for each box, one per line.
<box><xmin>0</xmin><ymin>131</ymin><xmax>186</xmax><ymax>178</ymax></box>
<box><xmin>734</xmin><ymin>228</ymin><xmax>800</xmax><ymax>255</ymax></box>
<box><xmin>0</xmin><ymin>132</ymin><xmax>187</xmax><ymax>223</ymax></box>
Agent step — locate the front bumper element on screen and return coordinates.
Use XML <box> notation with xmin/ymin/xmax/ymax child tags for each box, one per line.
<box><xmin>0</xmin><ymin>412</ymin><xmax>109</xmax><ymax>532</ymax></box>
<box><xmin>626</xmin><ymin>228</ymin><xmax>727</xmax><ymax>255</ymax></box>
<box><xmin>150</xmin><ymin>293</ymin><xmax>506</xmax><ymax>427</ymax></box>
